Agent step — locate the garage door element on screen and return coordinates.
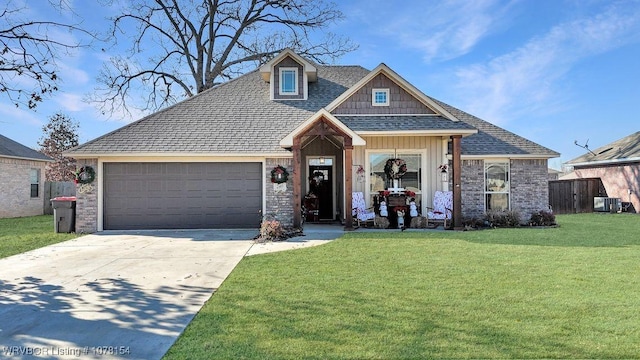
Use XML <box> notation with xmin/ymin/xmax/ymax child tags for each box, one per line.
<box><xmin>103</xmin><ymin>163</ymin><xmax>262</xmax><ymax>230</ymax></box>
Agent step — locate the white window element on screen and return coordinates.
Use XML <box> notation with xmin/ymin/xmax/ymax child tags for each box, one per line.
<box><xmin>368</xmin><ymin>151</ymin><xmax>423</xmax><ymax>207</ymax></box>
<box><xmin>280</xmin><ymin>68</ymin><xmax>298</xmax><ymax>95</ymax></box>
<box><xmin>30</xmin><ymin>168</ymin><xmax>40</xmax><ymax>198</ymax></box>
<box><xmin>485</xmin><ymin>162</ymin><xmax>509</xmax><ymax>211</ymax></box>
<box><xmin>372</xmin><ymin>88</ymin><xmax>389</xmax><ymax>106</ymax></box>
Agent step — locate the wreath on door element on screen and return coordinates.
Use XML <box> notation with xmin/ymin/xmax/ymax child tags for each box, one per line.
<box><xmin>384</xmin><ymin>159</ymin><xmax>407</xmax><ymax>179</ymax></box>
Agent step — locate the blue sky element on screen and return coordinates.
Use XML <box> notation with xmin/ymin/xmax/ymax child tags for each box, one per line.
<box><xmin>3</xmin><ymin>0</ymin><xmax>640</xmax><ymax>170</ymax></box>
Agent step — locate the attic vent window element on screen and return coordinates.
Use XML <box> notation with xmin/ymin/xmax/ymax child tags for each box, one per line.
<box><xmin>372</xmin><ymin>88</ymin><xmax>389</xmax><ymax>106</ymax></box>
<box><xmin>280</xmin><ymin>68</ymin><xmax>298</xmax><ymax>95</ymax></box>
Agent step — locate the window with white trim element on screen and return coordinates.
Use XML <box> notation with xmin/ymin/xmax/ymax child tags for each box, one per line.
<box><xmin>30</xmin><ymin>168</ymin><xmax>40</xmax><ymax>198</ymax></box>
<box><xmin>368</xmin><ymin>151</ymin><xmax>423</xmax><ymax>207</ymax></box>
<box><xmin>279</xmin><ymin>68</ymin><xmax>298</xmax><ymax>95</ymax></box>
<box><xmin>485</xmin><ymin>162</ymin><xmax>509</xmax><ymax>211</ymax></box>
<box><xmin>372</xmin><ymin>88</ymin><xmax>389</xmax><ymax>106</ymax></box>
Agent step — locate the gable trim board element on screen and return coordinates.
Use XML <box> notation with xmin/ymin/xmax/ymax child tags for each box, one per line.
<box><xmin>66</xmin><ymin>49</ymin><xmax>558</xmax><ymax>231</ymax></box>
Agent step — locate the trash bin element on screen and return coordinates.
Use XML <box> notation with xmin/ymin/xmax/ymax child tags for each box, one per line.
<box><xmin>51</xmin><ymin>196</ymin><xmax>77</xmax><ymax>233</ymax></box>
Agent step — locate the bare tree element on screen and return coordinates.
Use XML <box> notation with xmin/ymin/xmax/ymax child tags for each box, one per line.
<box><xmin>91</xmin><ymin>0</ymin><xmax>356</xmax><ymax>116</ymax></box>
<box><xmin>38</xmin><ymin>112</ymin><xmax>79</xmax><ymax>181</ymax></box>
<box><xmin>0</xmin><ymin>1</ymin><xmax>95</xmax><ymax>109</ymax></box>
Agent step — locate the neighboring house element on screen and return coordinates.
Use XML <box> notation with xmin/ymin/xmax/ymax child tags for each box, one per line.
<box><xmin>548</xmin><ymin>168</ymin><xmax>562</xmax><ymax>181</ymax></box>
<box><xmin>0</xmin><ymin>134</ymin><xmax>52</xmax><ymax>218</ymax></box>
<box><xmin>66</xmin><ymin>49</ymin><xmax>558</xmax><ymax>232</ymax></box>
<box><xmin>563</xmin><ymin>131</ymin><xmax>640</xmax><ymax>213</ymax></box>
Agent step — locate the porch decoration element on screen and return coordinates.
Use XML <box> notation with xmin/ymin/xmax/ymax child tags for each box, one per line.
<box><xmin>384</xmin><ymin>159</ymin><xmax>407</xmax><ymax>179</ymax></box>
<box><xmin>356</xmin><ymin>165</ymin><xmax>366</xmax><ymax>183</ymax></box>
<box><xmin>384</xmin><ymin>158</ymin><xmax>407</xmax><ymax>193</ymax></box>
<box><xmin>439</xmin><ymin>163</ymin><xmax>449</xmax><ymax>182</ymax></box>
<box><xmin>270</xmin><ymin>165</ymin><xmax>289</xmax><ymax>184</ymax></box>
<box><xmin>74</xmin><ymin>166</ymin><xmax>95</xmax><ymax>185</ymax></box>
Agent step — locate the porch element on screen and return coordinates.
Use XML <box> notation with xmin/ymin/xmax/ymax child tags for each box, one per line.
<box><xmin>284</xmin><ymin>112</ymin><xmax>465</xmax><ymax>230</ymax></box>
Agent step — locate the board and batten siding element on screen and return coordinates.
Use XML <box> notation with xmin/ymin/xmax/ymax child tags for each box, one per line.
<box><xmin>273</xmin><ymin>56</ymin><xmax>304</xmax><ymax>100</ymax></box>
<box><xmin>332</xmin><ymin>73</ymin><xmax>437</xmax><ymax>115</ymax></box>
<box><xmin>352</xmin><ymin>136</ymin><xmax>448</xmax><ymax>212</ymax></box>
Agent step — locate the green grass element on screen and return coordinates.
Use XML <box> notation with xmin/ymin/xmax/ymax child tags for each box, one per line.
<box><xmin>165</xmin><ymin>213</ymin><xmax>640</xmax><ymax>359</ymax></box>
<box><xmin>0</xmin><ymin>215</ymin><xmax>79</xmax><ymax>259</ymax></box>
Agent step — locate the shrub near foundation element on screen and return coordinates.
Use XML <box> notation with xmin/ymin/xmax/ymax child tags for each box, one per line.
<box><xmin>485</xmin><ymin>209</ymin><xmax>522</xmax><ymax>227</ymax></box>
<box><xmin>529</xmin><ymin>210</ymin><xmax>557</xmax><ymax>226</ymax></box>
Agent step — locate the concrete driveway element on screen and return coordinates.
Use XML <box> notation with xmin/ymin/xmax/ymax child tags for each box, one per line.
<box><xmin>0</xmin><ymin>229</ymin><xmax>256</xmax><ymax>360</ymax></box>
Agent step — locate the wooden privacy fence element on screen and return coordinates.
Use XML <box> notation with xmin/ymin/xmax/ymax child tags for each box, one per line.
<box><xmin>548</xmin><ymin>178</ymin><xmax>605</xmax><ymax>214</ymax></box>
<box><xmin>43</xmin><ymin>181</ymin><xmax>76</xmax><ymax>215</ymax></box>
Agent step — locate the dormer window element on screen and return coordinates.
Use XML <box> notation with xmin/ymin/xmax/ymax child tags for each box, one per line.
<box><xmin>260</xmin><ymin>49</ymin><xmax>317</xmax><ymax>100</ymax></box>
<box><xmin>280</xmin><ymin>68</ymin><xmax>298</xmax><ymax>95</ymax></box>
<box><xmin>372</xmin><ymin>88</ymin><xmax>389</xmax><ymax>106</ymax></box>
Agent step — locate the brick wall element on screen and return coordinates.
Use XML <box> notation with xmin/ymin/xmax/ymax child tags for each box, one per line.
<box><xmin>0</xmin><ymin>157</ymin><xmax>47</xmax><ymax>218</ymax></box>
<box><xmin>460</xmin><ymin>159</ymin><xmax>485</xmax><ymax>219</ymax></box>
<box><xmin>74</xmin><ymin>159</ymin><xmax>98</xmax><ymax>233</ymax></box>
<box><xmin>510</xmin><ymin>159</ymin><xmax>550</xmax><ymax>218</ymax></box>
<box><xmin>265</xmin><ymin>158</ymin><xmax>294</xmax><ymax>226</ymax></box>
<box><xmin>573</xmin><ymin>164</ymin><xmax>640</xmax><ymax>212</ymax></box>
<box><xmin>460</xmin><ymin>158</ymin><xmax>550</xmax><ymax>221</ymax></box>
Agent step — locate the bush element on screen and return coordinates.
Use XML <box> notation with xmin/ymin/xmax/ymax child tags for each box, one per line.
<box><xmin>485</xmin><ymin>209</ymin><xmax>521</xmax><ymax>228</ymax></box>
<box><xmin>529</xmin><ymin>210</ymin><xmax>557</xmax><ymax>226</ymax></box>
<box><xmin>462</xmin><ymin>217</ymin><xmax>487</xmax><ymax>229</ymax></box>
<box><xmin>259</xmin><ymin>219</ymin><xmax>284</xmax><ymax>241</ymax></box>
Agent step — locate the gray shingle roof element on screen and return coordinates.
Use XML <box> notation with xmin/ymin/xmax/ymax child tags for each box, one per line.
<box><xmin>68</xmin><ymin>62</ymin><xmax>558</xmax><ymax>158</ymax></box>
<box><xmin>431</xmin><ymin>98</ymin><xmax>560</xmax><ymax>157</ymax></box>
<box><xmin>70</xmin><ymin>66</ymin><xmax>370</xmax><ymax>155</ymax></box>
<box><xmin>566</xmin><ymin>131</ymin><xmax>640</xmax><ymax>165</ymax></box>
<box><xmin>0</xmin><ymin>134</ymin><xmax>51</xmax><ymax>161</ymax></box>
<box><xmin>336</xmin><ymin>115</ymin><xmax>476</xmax><ymax>132</ymax></box>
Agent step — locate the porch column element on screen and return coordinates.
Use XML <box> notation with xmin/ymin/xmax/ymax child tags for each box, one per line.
<box><xmin>452</xmin><ymin>135</ymin><xmax>462</xmax><ymax>229</ymax></box>
<box><xmin>292</xmin><ymin>137</ymin><xmax>302</xmax><ymax>228</ymax></box>
<box><xmin>344</xmin><ymin>141</ymin><xmax>354</xmax><ymax>230</ymax></box>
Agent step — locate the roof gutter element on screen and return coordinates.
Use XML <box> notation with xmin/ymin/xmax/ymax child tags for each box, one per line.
<box><xmin>0</xmin><ymin>154</ymin><xmax>53</xmax><ymax>162</ymax></box>
<box><xmin>458</xmin><ymin>154</ymin><xmax>560</xmax><ymax>160</ymax></box>
<box><xmin>567</xmin><ymin>156</ymin><xmax>640</xmax><ymax>167</ymax></box>
<box><xmin>63</xmin><ymin>152</ymin><xmax>292</xmax><ymax>159</ymax></box>
<box><xmin>356</xmin><ymin>129</ymin><xmax>478</xmax><ymax>137</ymax></box>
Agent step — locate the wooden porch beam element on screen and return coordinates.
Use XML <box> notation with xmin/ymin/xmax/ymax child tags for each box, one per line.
<box><xmin>344</xmin><ymin>141</ymin><xmax>354</xmax><ymax>230</ymax></box>
<box><xmin>292</xmin><ymin>137</ymin><xmax>302</xmax><ymax>228</ymax></box>
<box><xmin>452</xmin><ymin>135</ymin><xmax>462</xmax><ymax>229</ymax></box>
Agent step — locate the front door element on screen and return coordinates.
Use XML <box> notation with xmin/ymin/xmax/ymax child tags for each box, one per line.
<box><xmin>309</xmin><ymin>165</ymin><xmax>333</xmax><ymax>220</ymax></box>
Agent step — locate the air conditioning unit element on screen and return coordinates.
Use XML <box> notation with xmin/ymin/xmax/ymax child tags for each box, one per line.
<box><xmin>594</xmin><ymin>197</ymin><xmax>621</xmax><ymax>212</ymax></box>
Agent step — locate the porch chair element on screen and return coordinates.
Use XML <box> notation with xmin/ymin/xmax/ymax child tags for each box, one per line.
<box><xmin>352</xmin><ymin>192</ymin><xmax>376</xmax><ymax>227</ymax></box>
<box><xmin>426</xmin><ymin>190</ymin><xmax>453</xmax><ymax>228</ymax></box>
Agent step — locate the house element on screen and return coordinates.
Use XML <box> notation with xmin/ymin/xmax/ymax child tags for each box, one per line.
<box><xmin>563</xmin><ymin>131</ymin><xmax>640</xmax><ymax>213</ymax></box>
<box><xmin>0</xmin><ymin>134</ymin><xmax>52</xmax><ymax>218</ymax></box>
<box><xmin>66</xmin><ymin>49</ymin><xmax>558</xmax><ymax>232</ymax></box>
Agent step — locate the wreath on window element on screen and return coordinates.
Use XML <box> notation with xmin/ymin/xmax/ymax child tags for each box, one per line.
<box><xmin>74</xmin><ymin>166</ymin><xmax>96</xmax><ymax>184</ymax></box>
<box><xmin>384</xmin><ymin>159</ymin><xmax>407</xmax><ymax>179</ymax></box>
<box><xmin>270</xmin><ymin>165</ymin><xmax>289</xmax><ymax>184</ymax></box>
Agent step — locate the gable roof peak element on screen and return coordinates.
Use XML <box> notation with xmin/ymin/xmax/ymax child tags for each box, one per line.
<box><xmin>325</xmin><ymin>62</ymin><xmax>460</xmax><ymax>121</ymax></box>
<box><xmin>259</xmin><ymin>48</ymin><xmax>317</xmax><ymax>82</ymax></box>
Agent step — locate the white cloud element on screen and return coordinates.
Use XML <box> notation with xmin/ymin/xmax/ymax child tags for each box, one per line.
<box><xmin>0</xmin><ymin>103</ymin><xmax>45</xmax><ymax>127</ymax></box>
<box><xmin>452</xmin><ymin>2</ymin><xmax>640</xmax><ymax>124</ymax></box>
<box><xmin>381</xmin><ymin>0</ymin><xmax>515</xmax><ymax>62</ymax></box>
<box><xmin>55</xmin><ymin>93</ymin><xmax>91</xmax><ymax>112</ymax></box>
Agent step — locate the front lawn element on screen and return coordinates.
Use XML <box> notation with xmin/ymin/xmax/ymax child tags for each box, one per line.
<box><xmin>165</xmin><ymin>213</ymin><xmax>640</xmax><ymax>359</ymax></box>
<box><xmin>0</xmin><ymin>215</ymin><xmax>79</xmax><ymax>259</ymax></box>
